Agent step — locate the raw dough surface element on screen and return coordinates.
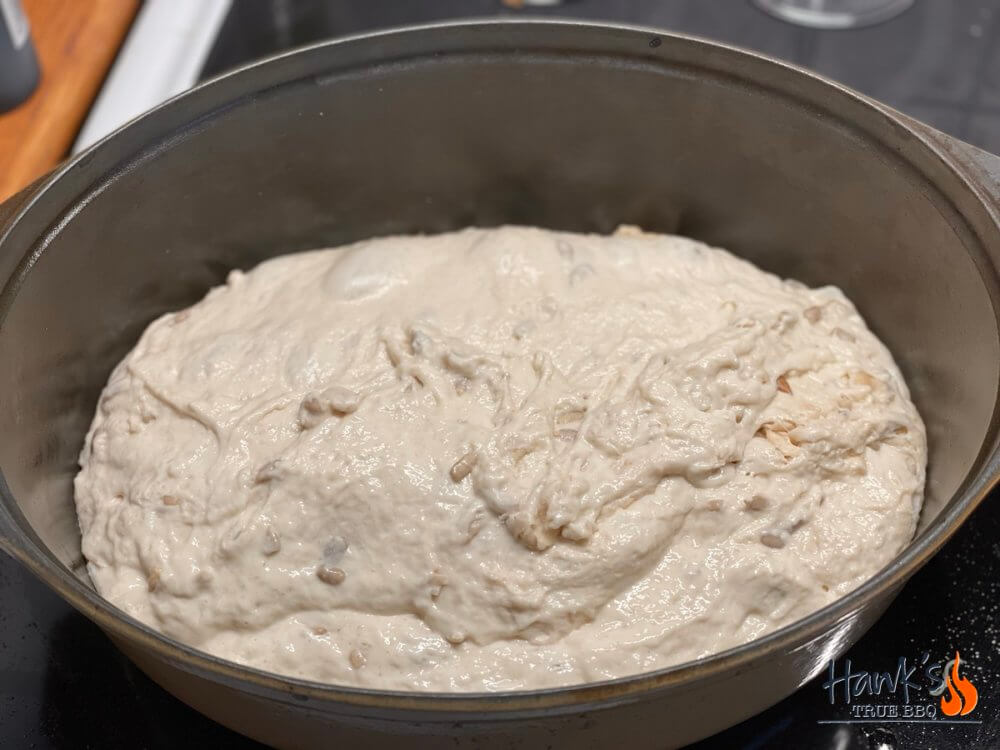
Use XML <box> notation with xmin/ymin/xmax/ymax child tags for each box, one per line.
<box><xmin>74</xmin><ymin>226</ymin><xmax>926</xmax><ymax>690</ymax></box>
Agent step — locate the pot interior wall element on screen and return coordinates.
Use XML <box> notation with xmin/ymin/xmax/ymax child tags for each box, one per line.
<box><xmin>1</xmin><ymin>34</ymin><xmax>997</xmax><ymax>580</ymax></box>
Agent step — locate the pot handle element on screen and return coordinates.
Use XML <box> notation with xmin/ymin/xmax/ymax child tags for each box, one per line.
<box><xmin>907</xmin><ymin>120</ymin><xmax>1000</xmax><ymax>208</ymax></box>
<box><xmin>951</xmin><ymin>141</ymin><xmax>1000</xmax><ymax>207</ymax></box>
<box><xmin>885</xmin><ymin>108</ymin><xmax>1000</xmax><ymax>207</ymax></box>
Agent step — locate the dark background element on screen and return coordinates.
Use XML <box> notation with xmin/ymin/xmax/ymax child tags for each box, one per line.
<box><xmin>3</xmin><ymin>1</ymin><xmax>1000</xmax><ymax>748</ymax></box>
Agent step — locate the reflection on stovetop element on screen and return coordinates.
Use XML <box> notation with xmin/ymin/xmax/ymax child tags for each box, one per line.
<box><xmin>201</xmin><ymin>0</ymin><xmax>1000</xmax><ymax>155</ymax></box>
<box><xmin>3</xmin><ymin>2</ymin><xmax>1000</xmax><ymax>749</ymax></box>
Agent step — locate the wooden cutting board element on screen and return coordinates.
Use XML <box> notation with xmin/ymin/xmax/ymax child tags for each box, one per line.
<box><xmin>0</xmin><ymin>0</ymin><xmax>139</xmax><ymax>202</ymax></box>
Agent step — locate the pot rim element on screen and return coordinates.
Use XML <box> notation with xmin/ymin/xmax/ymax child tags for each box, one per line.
<box><xmin>1</xmin><ymin>18</ymin><xmax>999</xmax><ymax>714</ymax></box>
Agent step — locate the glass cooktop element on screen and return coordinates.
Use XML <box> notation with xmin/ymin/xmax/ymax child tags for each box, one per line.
<box><xmin>200</xmin><ymin>0</ymin><xmax>1000</xmax><ymax>155</ymax></box>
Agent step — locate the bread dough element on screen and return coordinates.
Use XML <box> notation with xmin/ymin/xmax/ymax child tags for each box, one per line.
<box><xmin>74</xmin><ymin>226</ymin><xmax>926</xmax><ymax>690</ymax></box>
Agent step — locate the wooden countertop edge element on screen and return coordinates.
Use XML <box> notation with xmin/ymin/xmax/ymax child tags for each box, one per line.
<box><xmin>0</xmin><ymin>0</ymin><xmax>140</xmax><ymax>202</ymax></box>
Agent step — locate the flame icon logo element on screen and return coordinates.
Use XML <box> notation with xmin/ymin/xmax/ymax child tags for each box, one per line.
<box><xmin>940</xmin><ymin>651</ymin><xmax>978</xmax><ymax>717</ymax></box>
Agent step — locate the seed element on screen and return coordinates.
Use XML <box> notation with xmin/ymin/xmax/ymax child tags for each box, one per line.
<box><xmin>745</xmin><ymin>494</ymin><xmax>768</xmax><ymax>511</ymax></box>
<box><xmin>776</xmin><ymin>375</ymin><xmax>792</xmax><ymax>394</ymax></box>
<box><xmin>852</xmin><ymin>371</ymin><xmax>877</xmax><ymax>388</ymax></box>
<box><xmin>428</xmin><ymin>571</ymin><xmax>447</xmax><ymax>599</ymax></box>
<box><xmin>301</xmin><ymin>394</ymin><xmax>325</xmax><ymax>414</ymax></box>
<box><xmin>162</xmin><ymin>495</ymin><xmax>179</xmax><ymax>506</ymax></box>
<box><xmin>554</xmin><ymin>407</ymin><xmax>586</xmax><ymax>428</ymax></box>
<box><xmin>450</xmin><ymin>451</ymin><xmax>477</xmax><ymax>482</ymax></box>
<box><xmin>317</xmin><ymin>565</ymin><xmax>346</xmax><ymax>585</ymax></box>
<box><xmin>349</xmin><ymin>649</ymin><xmax>366</xmax><ymax>669</ymax></box>
<box><xmin>263</xmin><ymin>527</ymin><xmax>281</xmax><ymax>556</ymax></box>
<box><xmin>298</xmin><ymin>398</ymin><xmax>327</xmax><ymax>429</ymax></box>
<box><xmin>299</xmin><ymin>386</ymin><xmax>361</xmax><ymax>428</ymax></box>
<box><xmin>312</xmin><ymin>626</ymin><xmax>328</xmax><ymax>636</ymax></box>
<box><xmin>833</xmin><ymin>327</ymin><xmax>856</xmax><ymax>343</ymax></box>
<box><xmin>428</xmin><ymin>575</ymin><xmax>447</xmax><ymax>601</ymax></box>
<box><xmin>465</xmin><ymin>509</ymin><xmax>486</xmax><ymax>542</ymax></box>
<box><xmin>803</xmin><ymin>306</ymin><xmax>822</xmax><ymax>323</ymax></box>
<box><xmin>323</xmin><ymin>386</ymin><xmax>360</xmax><ymax>414</ymax></box>
<box><xmin>706</xmin><ymin>499</ymin><xmax>722</xmax><ymax>511</ymax></box>
<box><xmin>147</xmin><ymin>568</ymin><xmax>161</xmax><ymax>592</ymax></box>
<box><xmin>760</xmin><ymin>531</ymin><xmax>786</xmax><ymax>549</ymax></box>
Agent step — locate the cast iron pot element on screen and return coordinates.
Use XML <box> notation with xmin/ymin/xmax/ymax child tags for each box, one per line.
<box><xmin>1</xmin><ymin>21</ymin><xmax>999</xmax><ymax>750</ymax></box>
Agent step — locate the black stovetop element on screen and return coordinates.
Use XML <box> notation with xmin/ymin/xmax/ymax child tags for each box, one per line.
<box><xmin>3</xmin><ymin>2</ymin><xmax>1000</xmax><ymax>748</ymax></box>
